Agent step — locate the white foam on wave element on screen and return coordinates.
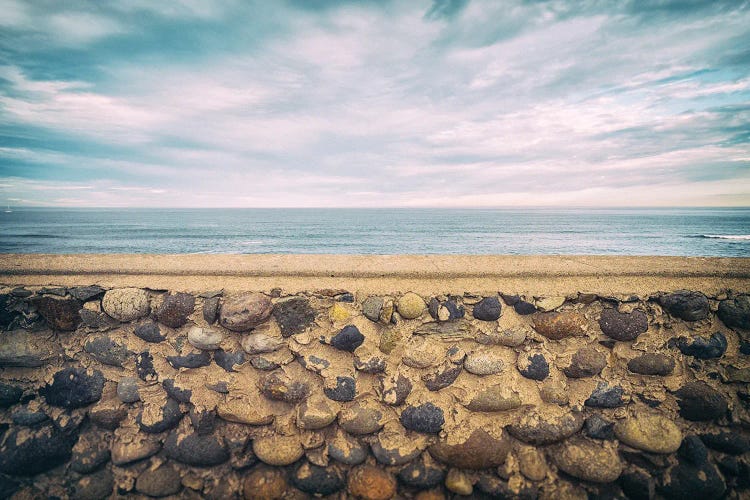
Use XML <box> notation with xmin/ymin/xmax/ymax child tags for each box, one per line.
<box><xmin>239</xmin><ymin>240</ymin><xmax>263</xmax><ymax>245</ymax></box>
<box><xmin>701</xmin><ymin>235</ymin><xmax>750</xmax><ymax>240</ymax></box>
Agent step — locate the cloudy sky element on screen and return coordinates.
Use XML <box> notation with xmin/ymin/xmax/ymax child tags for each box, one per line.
<box><xmin>0</xmin><ymin>0</ymin><xmax>749</xmax><ymax>207</ymax></box>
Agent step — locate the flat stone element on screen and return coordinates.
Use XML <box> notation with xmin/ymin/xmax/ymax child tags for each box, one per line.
<box><xmin>69</xmin><ymin>285</ymin><xmax>105</xmax><ymax>302</ymax></box>
<box><xmin>464</xmin><ymin>385</ymin><xmax>521</xmax><ymax>412</ymax></box>
<box><xmin>110</xmin><ymin>434</ymin><xmax>161</xmax><ymax>465</ymax></box>
<box><xmin>117</xmin><ymin>377</ymin><xmax>140</xmax><ymax>403</ymax></box>
<box><xmin>134</xmin><ymin>321</ymin><xmax>166</xmax><ymax>343</ymax></box>
<box><xmin>137</xmin><ymin>398</ymin><xmax>183</xmax><ymax>433</ymax></box>
<box><xmin>533</xmin><ymin>311</ymin><xmax>587</xmax><ymax>339</ymax></box>
<box><xmin>0</xmin><ymin>424</ymin><xmax>76</xmax><ymax>475</ymax></box>
<box><xmin>699</xmin><ymin>432</ymin><xmax>750</xmax><ymax>455</ymax></box>
<box><xmin>0</xmin><ymin>329</ymin><xmax>59</xmax><ymax>367</ymax></box>
<box><xmin>242</xmin><ymin>467</ymin><xmax>287</xmax><ymax>500</ymax></box>
<box><xmin>473</xmin><ymin>296</ymin><xmax>502</xmax><ymax>321</ymax></box>
<box><xmin>402</xmin><ymin>337</ymin><xmax>443</xmax><ymax>368</ymax></box>
<box><xmin>429</xmin><ymin>428</ymin><xmax>510</xmax><ymax>469</ymax></box>
<box><xmin>563</xmin><ymin>346</ymin><xmax>607</xmax><ymax>378</ymax></box>
<box><xmin>397</xmin><ymin>457</ymin><xmax>445</xmax><ymax>489</ymax></box>
<box><xmin>296</xmin><ymin>396</ymin><xmax>337</xmax><ymax>430</ymax></box>
<box><xmin>73</xmin><ymin>468</ymin><xmax>113</xmax><ymax>500</ymax></box>
<box><xmin>136</xmin><ymin>351</ymin><xmax>158</xmax><ymax>381</ymax></box>
<box><xmin>217</xmin><ymin>394</ymin><xmax>275</xmax><ymax>425</ymax></box>
<box><xmin>188</xmin><ymin>325</ymin><xmax>223</xmax><ymax>350</ymax></box>
<box><xmin>348</xmin><ymin>465</ymin><xmax>397</xmax><ymax>500</ymax></box>
<box><xmin>675</xmin><ymin>382</ymin><xmax>727</xmax><ymax>421</ymax></box>
<box><xmin>272</xmin><ymin>296</ymin><xmax>316</xmax><ymax>336</ymax></box>
<box><xmin>370</xmin><ymin>428</ymin><xmax>424</xmax><ymax>466</ymax></box>
<box><xmin>33</xmin><ymin>296</ymin><xmax>81</xmax><ymax>331</ymax></box>
<box><xmin>253</xmin><ymin>435</ymin><xmax>304</xmax><ymax>466</ymax></box>
<box><xmin>166</xmin><ymin>348</ymin><xmax>211</xmax><ymax>369</ymax></box>
<box><xmin>329</xmin><ymin>302</ymin><xmax>351</xmax><ymax>322</ymax></box>
<box><xmin>718</xmin><ymin>295</ymin><xmax>750</xmax><ymax>330</ymax></box>
<box><xmin>219</xmin><ymin>292</ymin><xmax>272</xmax><ymax>332</ymax></box>
<box><xmin>627</xmin><ymin>353</ymin><xmax>675</xmax><ymax>376</ymax></box>
<box><xmin>598</xmin><ymin>308</ymin><xmax>649</xmax><ymax>341</ymax></box>
<box><xmin>536</xmin><ymin>296</ymin><xmax>566</xmax><ymax>311</ymax></box>
<box><xmin>619</xmin><ymin>469</ymin><xmax>655</xmax><ymax>500</ymax></box>
<box><xmin>323</xmin><ymin>375</ymin><xmax>356</xmax><ymax>402</ymax></box>
<box><xmin>328</xmin><ymin>430</ymin><xmax>368</xmax><ymax>465</ymax></box>
<box><xmin>659</xmin><ymin>290</ymin><xmax>710</xmax><ymax>321</ymax></box>
<box><xmin>363</xmin><ymin>296</ymin><xmax>385</xmax><ymax>322</ymax></box>
<box><xmin>102</xmin><ymin>288</ymin><xmax>150</xmax><ymax>322</ymax></box>
<box><xmin>422</xmin><ymin>361</ymin><xmax>462</xmax><ymax>391</ymax></box>
<box><xmin>400</xmin><ymin>402</ymin><xmax>444</xmax><ymax>433</ymax></box>
<box><xmin>165</xmin><ymin>431</ymin><xmax>229</xmax><ymax>466</ymax></box>
<box><xmin>378</xmin><ymin>372</ymin><xmax>412</xmax><ymax>406</ymax></box>
<box><xmin>291</xmin><ymin>461</ymin><xmax>345</xmax><ymax>496</ymax></box>
<box><xmin>330</xmin><ymin>324</ymin><xmax>365</xmax><ymax>352</ymax></box>
<box><xmin>550</xmin><ymin>437</ymin><xmax>623</xmax><ymax>483</ymax></box>
<box><xmin>517</xmin><ymin>351</ymin><xmax>549</xmax><ymax>380</ymax></box>
<box><xmin>464</xmin><ymin>348</ymin><xmax>505</xmax><ymax>375</ymax></box>
<box><xmin>136</xmin><ymin>464</ymin><xmax>182</xmax><ymax>497</ymax></box>
<box><xmin>84</xmin><ymin>334</ymin><xmax>132</xmax><ymax>367</ymax></box>
<box><xmin>672</xmin><ymin>332</ymin><xmax>727</xmax><ymax>359</ymax></box>
<box><xmin>202</xmin><ymin>296</ymin><xmax>220</xmax><ymax>324</ymax></box>
<box><xmin>476</xmin><ymin>327</ymin><xmax>526</xmax><ymax>346</ymax></box>
<box><xmin>189</xmin><ymin>406</ymin><xmax>216</xmax><ymax>434</ymax></box>
<box><xmin>41</xmin><ymin>367</ymin><xmax>105</xmax><ymax>409</ymax></box>
<box><xmin>241</xmin><ymin>331</ymin><xmax>286</xmax><ymax>354</ymax></box>
<box><xmin>11</xmin><ymin>405</ymin><xmax>48</xmax><ymax>427</ymax></box>
<box><xmin>259</xmin><ymin>371</ymin><xmax>310</xmax><ymax>403</ymax></box>
<box><xmin>156</xmin><ymin>292</ymin><xmax>195</xmax><ymax>328</ymax></box>
<box><xmin>397</xmin><ymin>292</ymin><xmax>426</xmax><ymax>319</ymax></box>
<box><xmin>339</xmin><ymin>402</ymin><xmax>385</xmax><ymax>435</ymax></box>
<box><xmin>585</xmin><ymin>382</ymin><xmax>625</xmax><ymax>408</ymax></box>
<box><xmin>506</xmin><ymin>408</ymin><xmax>584</xmax><ymax>445</ymax></box>
<box><xmin>614</xmin><ymin>414</ymin><xmax>682</xmax><ymax>453</ymax></box>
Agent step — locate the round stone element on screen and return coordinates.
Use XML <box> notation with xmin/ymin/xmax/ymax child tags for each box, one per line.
<box><xmin>517</xmin><ymin>446</ymin><xmax>548</xmax><ymax>481</ymax></box>
<box><xmin>445</xmin><ymin>468</ymin><xmax>472</xmax><ymax>495</ymax></box>
<box><xmin>563</xmin><ymin>346</ymin><xmax>607</xmax><ymax>378</ymax></box>
<box><xmin>599</xmin><ymin>308</ymin><xmax>649</xmax><ymax>341</ymax></box>
<box><xmin>241</xmin><ymin>332</ymin><xmax>286</xmax><ymax>354</ymax></box>
<box><xmin>532</xmin><ymin>311</ymin><xmax>587</xmax><ymax>340</ymax></box>
<box><xmin>517</xmin><ymin>351</ymin><xmax>549</xmax><ymax>380</ymax></box>
<box><xmin>464</xmin><ymin>385</ymin><xmax>521</xmax><ymax>412</ymax></box>
<box><xmin>339</xmin><ymin>402</ymin><xmax>384</xmax><ymax>435</ymax></box>
<box><xmin>397</xmin><ymin>292</ymin><xmax>426</xmax><ymax>319</ymax></box>
<box><xmin>102</xmin><ymin>288</ymin><xmax>150</xmax><ymax>322</ymax></box>
<box><xmin>378</xmin><ymin>372</ymin><xmax>412</xmax><ymax>406</ymax></box>
<box><xmin>675</xmin><ymin>382</ymin><xmax>727</xmax><ymax>421</ymax></box>
<box><xmin>219</xmin><ymin>293</ymin><xmax>273</xmax><ymax>332</ymax></box>
<box><xmin>400</xmin><ymin>402</ymin><xmax>444</xmax><ymax>433</ymax></box>
<box><xmin>506</xmin><ymin>408</ymin><xmax>584</xmax><ymax>445</ymax></box>
<box><xmin>328</xmin><ymin>430</ymin><xmax>368</xmax><ymax>465</ymax></box>
<box><xmin>429</xmin><ymin>428</ymin><xmax>510</xmax><ymax>469</ymax></box>
<box><xmin>243</xmin><ymin>467</ymin><xmax>287</xmax><ymax>500</ymax></box>
<box><xmin>253</xmin><ymin>435</ymin><xmax>304</xmax><ymax>466</ymax></box>
<box><xmin>472</xmin><ymin>296</ymin><xmax>502</xmax><ymax>321</ymax></box>
<box><xmin>627</xmin><ymin>353</ymin><xmax>675</xmax><ymax>376</ymax></box>
<box><xmin>134</xmin><ymin>321</ymin><xmax>166</xmax><ymax>343</ymax></box>
<box><xmin>659</xmin><ymin>290</ymin><xmax>709</xmax><ymax>321</ymax></box>
<box><xmin>135</xmin><ymin>464</ymin><xmax>181</xmax><ymax>497</ymax></box>
<box><xmin>41</xmin><ymin>367</ymin><xmax>105</xmax><ymax>409</ymax></box>
<box><xmin>272</xmin><ymin>297</ymin><xmax>317</xmax><ymax>337</ymax></box>
<box><xmin>291</xmin><ymin>461</ymin><xmax>345</xmax><ymax>496</ymax></box>
<box><xmin>718</xmin><ymin>295</ymin><xmax>750</xmax><ymax>330</ymax></box>
<box><xmin>397</xmin><ymin>457</ymin><xmax>446</xmax><ymax>490</ymax></box>
<box><xmin>614</xmin><ymin>414</ymin><xmax>682</xmax><ymax>453</ymax></box>
<box><xmin>464</xmin><ymin>348</ymin><xmax>505</xmax><ymax>375</ymax></box>
<box><xmin>296</xmin><ymin>397</ymin><xmax>337</xmax><ymax>430</ymax></box>
<box><xmin>117</xmin><ymin>376</ymin><xmax>140</xmax><ymax>403</ymax></box>
<box><xmin>549</xmin><ymin>437</ymin><xmax>622</xmax><ymax>483</ymax></box>
<box><xmin>84</xmin><ymin>335</ymin><xmax>132</xmax><ymax>367</ymax></box>
<box><xmin>330</xmin><ymin>325</ymin><xmax>365</xmax><ymax>352</ymax></box>
<box><xmin>156</xmin><ymin>292</ymin><xmax>195</xmax><ymax>328</ymax></box>
<box><xmin>188</xmin><ymin>325</ymin><xmax>223</xmax><ymax>350</ymax></box>
<box><xmin>363</xmin><ymin>296</ymin><xmax>385</xmax><ymax>322</ymax></box>
<box><xmin>164</xmin><ymin>431</ymin><xmax>229</xmax><ymax>466</ymax></box>
<box><xmin>0</xmin><ymin>424</ymin><xmax>76</xmax><ymax>475</ymax></box>
<box><xmin>348</xmin><ymin>465</ymin><xmax>397</xmax><ymax>500</ymax></box>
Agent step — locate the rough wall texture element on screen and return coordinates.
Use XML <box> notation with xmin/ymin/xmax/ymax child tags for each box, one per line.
<box><xmin>1</xmin><ymin>283</ymin><xmax>749</xmax><ymax>499</ymax></box>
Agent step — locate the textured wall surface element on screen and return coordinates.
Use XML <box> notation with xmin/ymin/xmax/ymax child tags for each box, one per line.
<box><xmin>1</xmin><ymin>280</ymin><xmax>749</xmax><ymax>499</ymax></box>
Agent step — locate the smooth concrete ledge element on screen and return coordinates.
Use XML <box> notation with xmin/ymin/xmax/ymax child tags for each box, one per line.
<box><xmin>1</xmin><ymin>254</ymin><xmax>749</xmax><ymax>296</ymax></box>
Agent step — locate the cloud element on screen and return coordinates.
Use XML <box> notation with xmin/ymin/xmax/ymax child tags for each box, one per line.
<box><xmin>0</xmin><ymin>0</ymin><xmax>748</xmax><ymax>207</ymax></box>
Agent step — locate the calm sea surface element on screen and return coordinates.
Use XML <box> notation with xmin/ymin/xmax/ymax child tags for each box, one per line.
<box><xmin>0</xmin><ymin>208</ymin><xmax>748</xmax><ymax>256</ymax></box>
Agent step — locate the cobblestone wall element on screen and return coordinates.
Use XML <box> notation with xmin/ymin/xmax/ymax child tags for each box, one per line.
<box><xmin>1</xmin><ymin>284</ymin><xmax>749</xmax><ymax>499</ymax></box>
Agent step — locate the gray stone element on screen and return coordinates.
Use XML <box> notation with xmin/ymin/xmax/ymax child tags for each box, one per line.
<box><xmin>41</xmin><ymin>367</ymin><xmax>105</xmax><ymax>409</ymax></box>
<box><xmin>422</xmin><ymin>361</ymin><xmax>462</xmax><ymax>391</ymax></box>
<box><xmin>0</xmin><ymin>424</ymin><xmax>76</xmax><ymax>475</ymax></box>
<box><xmin>102</xmin><ymin>288</ymin><xmax>150</xmax><ymax>322</ymax></box>
<box><xmin>464</xmin><ymin>348</ymin><xmax>505</xmax><ymax>375</ymax></box>
<box><xmin>718</xmin><ymin>295</ymin><xmax>750</xmax><ymax>330</ymax></box>
<box><xmin>0</xmin><ymin>329</ymin><xmax>59</xmax><ymax>367</ymax></box>
<box><xmin>362</xmin><ymin>296</ymin><xmax>384</xmax><ymax>322</ymax></box>
<box><xmin>400</xmin><ymin>402</ymin><xmax>444</xmax><ymax>433</ymax></box>
<box><xmin>330</xmin><ymin>324</ymin><xmax>364</xmax><ymax>352</ymax></box>
<box><xmin>291</xmin><ymin>461</ymin><xmax>345</xmax><ymax>496</ymax></box>
<box><xmin>397</xmin><ymin>457</ymin><xmax>445</xmax><ymax>489</ymax></box>
<box><xmin>84</xmin><ymin>335</ymin><xmax>132</xmax><ymax>366</ymax></box>
<box><xmin>272</xmin><ymin>297</ymin><xmax>316</xmax><ymax>336</ymax></box>
<box><xmin>214</xmin><ymin>349</ymin><xmax>245</xmax><ymax>371</ymax></box>
<box><xmin>137</xmin><ymin>398</ymin><xmax>184</xmax><ymax>433</ymax></box>
<box><xmin>165</xmin><ymin>431</ymin><xmax>229</xmax><ymax>466</ymax></box>
<box><xmin>378</xmin><ymin>372</ymin><xmax>412</xmax><ymax>406</ymax></box>
<box><xmin>585</xmin><ymin>382</ymin><xmax>625</xmax><ymax>408</ymax></box>
<box><xmin>188</xmin><ymin>325</ymin><xmax>223</xmax><ymax>350</ymax></box>
<box><xmin>339</xmin><ymin>403</ymin><xmax>384</xmax><ymax>435</ymax></box>
<box><xmin>72</xmin><ymin>468</ymin><xmax>113</xmax><ymax>500</ymax></box>
<box><xmin>134</xmin><ymin>321</ymin><xmax>166</xmax><ymax>343</ymax></box>
<box><xmin>660</xmin><ymin>290</ymin><xmax>710</xmax><ymax>321</ymax></box>
<box><xmin>219</xmin><ymin>292</ymin><xmax>272</xmax><ymax>332</ymax></box>
<box><xmin>69</xmin><ymin>285</ymin><xmax>105</xmax><ymax>302</ymax></box>
<box><xmin>136</xmin><ymin>351</ymin><xmax>158</xmax><ymax>381</ymax></box>
<box><xmin>323</xmin><ymin>375</ymin><xmax>356</xmax><ymax>402</ymax></box>
<box><xmin>328</xmin><ymin>431</ymin><xmax>368</xmax><ymax>465</ymax></box>
<box><xmin>136</xmin><ymin>464</ymin><xmax>182</xmax><ymax>497</ymax></box>
<box><xmin>675</xmin><ymin>382</ymin><xmax>727</xmax><ymax>421</ymax></box>
<box><xmin>0</xmin><ymin>382</ymin><xmax>23</xmax><ymax>408</ymax></box>
<box><xmin>117</xmin><ymin>377</ymin><xmax>140</xmax><ymax>403</ymax></box>
<box><xmin>599</xmin><ymin>308</ymin><xmax>649</xmax><ymax>341</ymax></box>
<box><xmin>506</xmin><ymin>409</ymin><xmax>585</xmax><ymax>445</ymax></box>
<box><xmin>202</xmin><ymin>296</ymin><xmax>220</xmax><ymax>324</ymax></box>
<box><xmin>517</xmin><ymin>352</ymin><xmax>549</xmax><ymax>380</ymax></box>
<box><xmin>672</xmin><ymin>332</ymin><xmax>727</xmax><ymax>359</ymax></box>
<box><xmin>473</xmin><ymin>296</ymin><xmax>502</xmax><ymax>321</ymax></box>
<box><xmin>259</xmin><ymin>371</ymin><xmax>310</xmax><ymax>403</ymax></box>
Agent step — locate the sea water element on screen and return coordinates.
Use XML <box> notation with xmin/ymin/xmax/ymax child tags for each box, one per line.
<box><xmin>1</xmin><ymin>207</ymin><xmax>748</xmax><ymax>256</ymax></box>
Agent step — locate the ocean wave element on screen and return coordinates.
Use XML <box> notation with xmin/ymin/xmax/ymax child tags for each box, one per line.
<box><xmin>696</xmin><ymin>234</ymin><xmax>750</xmax><ymax>240</ymax></box>
<box><xmin>239</xmin><ymin>240</ymin><xmax>263</xmax><ymax>245</ymax></box>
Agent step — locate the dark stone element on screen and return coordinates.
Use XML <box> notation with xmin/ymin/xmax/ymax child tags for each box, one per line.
<box><xmin>428</xmin><ymin>298</ymin><xmax>465</xmax><ymax>320</ymax></box>
<box><xmin>585</xmin><ymin>382</ymin><xmax>625</xmax><ymax>408</ymax></box>
<box><xmin>718</xmin><ymin>295</ymin><xmax>750</xmax><ymax>330</ymax></box>
<box><xmin>134</xmin><ymin>321</ymin><xmax>166</xmax><ymax>343</ymax></box>
<box><xmin>501</xmin><ymin>293</ymin><xmax>521</xmax><ymax>306</ymax></box>
<box><xmin>400</xmin><ymin>402</ymin><xmax>444</xmax><ymax>434</ymax></box>
<box><xmin>166</xmin><ymin>349</ymin><xmax>211</xmax><ymax>369</ymax></box>
<box><xmin>675</xmin><ymin>382</ymin><xmax>727</xmax><ymax>421</ymax></box>
<box><xmin>370</xmin><ymin>432</ymin><xmax>423</xmax><ymax>466</ymax></box>
<box><xmin>214</xmin><ymin>349</ymin><xmax>245</xmax><ymax>372</ymax></box>
<box><xmin>259</xmin><ymin>371</ymin><xmax>310</xmax><ymax>403</ymax></box>
<box><xmin>699</xmin><ymin>432</ymin><xmax>750</xmax><ymax>455</ymax></box>
<box><xmin>156</xmin><ymin>292</ymin><xmax>195</xmax><ymax>328</ymax></box>
<box><xmin>514</xmin><ymin>300</ymin><xmax>537</xmax><ymax>315</ymax></box>
<box><xmin>619</xmin><ymin>469</ymin><xmax>655</xmax><ymax>500</ymax></box>
<box><xmin>679</xmin><ymin>435</ymin><xmax>708</xmax><ymax>465</ymax></box>
<box><xmin>189</xmin><ymin>406</ymin><xmax>216</xmax><ymax>435</ymax></box>
<box><xmin>584</xmin><ymin>414</ymin><xmax>614</xmax><ymax>440</ymax></box>
<box><xmin>11</xmin><ymin>406</ymin><xmax>48</xmax><ymax>426</ymax></box>
<box><xmin>0</xmin><ymin>477</ymin><xmax>18</xmax><ymax>500</ymax></box>
<box><xmin>10</xmin><ymin>287</ymin><xmax>31</xmax><ymax>298</ymax></box>
<box><xmin>117</xmin><ymin>377</ymin><xmax>140</xmax><ymax>403</ymax></box>
<box><xmin>715</xmin><ymin>455</ymin><xmax>740</xmax><ymax>477</ymax></box>
<box><xmin>659</xmin><ymin>290</ymin><xmax>710</xmax><ymax>321</ymax></box>
<box><xmin>337</xmin><ymin>292</ymin><xmax>355</xmax><ymax>302</ymax></box>
<box><xmin>136</xmin><ymin>351</ymin><xmax>158</xmax><ymax>381</ymax></box>
<box><xmin>598</xmin><ymin>308</ymin><xmax>649</xmax><ymax>341</ymax></box>
<box><xmin>136</xmin><ymin>464</ymin><xmax>182</xmax><ymax>497</ymax></box>
<box><xmin>137</xmin><ymin>398</ymin><xmax>183</xmax><ymax>433</ymax></box>
<box><xmin>272</xmin><ymin>297</ymin><xmax>317</xmax><ymax>337</ymax></box>
<box><xmin>78</xmin><ymin>309</ymin><xmax>119</xmax><ymax>330</ymax></box>
<box><xmin>627</xmin><ymin>353</ymin><xmax>675</xmax><ymax>376</ymax></box>
<box><xmin>0</xmin><ymin>382</ymin><xmax>23</xmax><ymax>408</ymax></box>
<box><xmin>0</xmin><ymin>424</ymin><xmax>76</xmax><ymax>475</ymax></box>
<box><xmin>162</xmin><ymin>379</ymin><xmax>192</xmax><ymax>403</ymax></box>
<box><xmin>328</xmin><ymin>433</ymin><xmax>368</xmax><ymax>465</ymax></box>
<box><xmin>563</xmin><ymin>346</ymin><xmax>607</xmax><ymax>378</ymax></box>
<box><xmin>741</xmin><ymin>342</ymin><xmax>750</xmax><ymax>355</ymax></box>
<box><xmin>378</xmin><ymin>373</ymin><xmax>412</xmax><ymax>406</ymax></box>
<box><xmin>672</xmin><ymin>332</ymin><xmax>727</xmax><ymax>359</ymax></box>
<box><xmin>32</xmin><ymin>296</ymin><xmax>81</xmax><ymax>331</ymax></box>
<box><xmin>659</xmin><ymin>457</ymin><xmax>726</xmax><ymax>500</ymax></box>
<box><xmin>71</xmin><ymin>436</ymin><xmax>110</xmax><ymax>473</ymax></box>
<box><xmin>397</xmin><ymin>458</ymin><xmax>445</xmax><ymax>489</ymax></box>
<box><xmin>519</xmin><ymin>353</ymin><xmax>549</xmax><ymax>380</ymax></box>
<box><xmin>298</xmin><ymin>353</ymin><xmax>330</xmax><ymax>372</ymax></box>
<box><xmin>73</xmin><ymin>468</ymin><xmax>113</xmax><ymax>500</ymax></box>
<box><xmin>330</xmin><ymin>325</ymin><xmax>365</xmax><ymax>352</ymax></box>
<box><xmin>165</xmin><ymin>431</ymin><xmax>229</xmax><ymax>466</ymax></box>
<box><xmin>422</xmin><ymin>362</ymin><xmax>462</xmax><ymax>391</ymax></box>
<box><xmin>291</xmin><ymin>462</ymin><xmax>345</xmax><ymax>496</ymax></box>
<box><xmin>475</xmin><ymin>475</ymin><xmax>519</xmax><ymax>498</ymax></box>
<box><xmin>0</xmin><ymin>294</ymin><xmax>21</xmax><ymax>330</ymax></box>
<box><xmin>323</xmin><ymin>375</ymin><xmax>356</xmax><ymax>402</ymax></box>
<box><xmin>203</xmin><ymin>297</ymin><xmax>220</xmax><ymax>324</ymax></box>
<box><xmin>38</xmin><ymin>287</ymin><xmax>67</xmax><ymax>296</ymax></box>
<box><xmin>249</xmin><ymin>355</ymin><xmax>281</xmax><ymax>371</ymax></box>
<box><xmin>69</xmin><ymin>285</ymin><xmax>105</xmax><ymax>302</ymax></box>
<box><xmin>473</xmin><ymin>296</ymin><xmax>502</xmax><ymax>321</ymax></box>
<box><xmin>41</xmin><ymin>367</ymin><xmax>105</xmax><ymax>409</ymax></box>
<box><xmin>84</xmin><ymin>335</ymin><xmax>132</xmax><ymax>366</ymax></box>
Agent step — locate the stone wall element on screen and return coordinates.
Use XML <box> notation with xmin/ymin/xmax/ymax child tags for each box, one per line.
<box><xmin>1</xmin><ymin>283</ymin><xmax>749</xmax><ymax>499</ymax></box>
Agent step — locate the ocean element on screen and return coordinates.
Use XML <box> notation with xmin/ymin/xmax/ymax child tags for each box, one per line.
<box><xmin>0</xmin><ymin>207</ymin><xmax>748</xmax><ymax>256</ymax></box>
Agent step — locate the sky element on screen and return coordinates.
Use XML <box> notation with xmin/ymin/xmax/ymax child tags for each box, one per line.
<box><xmin>0</xmin><ymin>0</ymin><xmax>749</xmax><ymax>208</ymax></box>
